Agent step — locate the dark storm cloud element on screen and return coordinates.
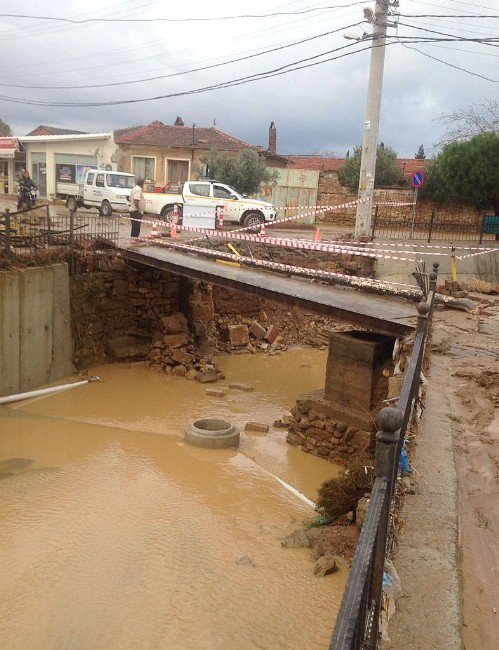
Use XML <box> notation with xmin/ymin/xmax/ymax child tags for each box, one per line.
<box><xmin>1</xmin><ymin>0</ymin><xmax>497</xmax><ymax>156</ymax></box>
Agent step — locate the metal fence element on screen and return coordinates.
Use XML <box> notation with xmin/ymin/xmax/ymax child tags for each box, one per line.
<box><xmin>330</xmin><ymin>262</ymin><xmax>439</xmax><ymax>649</ymax></box>
<box><xmin>371</xmin><ymin>204</ymin><xmax>496</xmax><ymax>244</ymax></box>
<box><xmin>0</xmin><ymin>204</ymin><xmax>120</xmax><ymax>266</ymax></box>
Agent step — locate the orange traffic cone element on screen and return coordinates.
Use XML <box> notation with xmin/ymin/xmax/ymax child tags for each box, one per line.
<box><xmin>170</xmin><ymin>204</ymin><xmax>179</xmax><ymax>238</ymax></box>
<box><xmin>314</xmin><ymin>227</ymin><xmax>322</xmax><ymax>243</ymax></box>
<box><xmin>149</xmin><ymin>221</ymin><xmax>159</xmax><ymax>238</ymax></box>
<box><xmin>260</xmin><ymin>221</ymin><xmax>267</xmax><ymax>237</ymax></box>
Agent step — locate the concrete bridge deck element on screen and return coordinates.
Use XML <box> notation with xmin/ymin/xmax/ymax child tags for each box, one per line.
<box><xmin>123</xmin><ymin>245</ymin><xmax>417</xmax><ymax>337</ymax></box>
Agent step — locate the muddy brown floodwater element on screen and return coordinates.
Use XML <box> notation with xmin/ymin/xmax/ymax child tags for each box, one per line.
<box><xmin>0</xmin><ymin>348</ymin><xmax>346</xmax><ymax>650</ymax></box>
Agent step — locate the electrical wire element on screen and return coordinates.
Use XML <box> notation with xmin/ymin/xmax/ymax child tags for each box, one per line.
<box><xmin>1</xmin><ymin>35</ymin><xmax>496</xmax><ymax>108</ymax></box>
<box><xmin>395</xmin><ymin>37</ymin><xmax>497</xmax><ymax>82</ymax></box>
<box><xmin>0</xmin><ymin>21</ymin><xmax>364</xmax><ymax>89</ymax></box>
<box><xmin>397</xmin><ymin>21</ymin><xmax>499</xmax><ymax>47</ymax></box>
<box><xmin>0</xmin><ymin>4</ymin><xmax>366</xmax><ymax>23</ymax></box>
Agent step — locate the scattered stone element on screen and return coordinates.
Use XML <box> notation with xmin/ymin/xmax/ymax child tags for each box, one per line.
<box><xmin>314</xmin><ymin>554</ymin><xmax>339</xmax><ymax>577</ymax></box>
<box><xmin>249</xmin><ymin>321</ymin><xmax>267</xmax><ymax>340</ymax></box>
<box><xmin>228</xmin><ymin>382</ymin><xmax>254</xmax><ymax>392</ymax></box>
<box><xmin>244</xmin><ymin>422</ymin><xmax>269</xmax><ymax>433</ymax></box>
<box><xmin>236</xmin><ymin>556</ymin><xmax>255</xmax><ymax>568</ymax></box>
<box><xmin>196</xmin><ymin>369</ymin><xmax>219</xmax><ymax>383</ymax></box>
<box><xmin>171</xmin><ymin>348</ymin><xmax>194</xmax><ymax>366</ymax></box>
<box><xmin>163</xmin><ymin>333</ymin><xmax>189</xmax><ymax>348</ymax></box>
<box><xmin>281</xmin><ymin>529</ymin><xmax>310</xmax><ymax>549</ymax></box>
<box><xmin>273</xmin><ymin>419</ymin><xmax>289</xmax><ymax>429</ymax></box>
<box><xmin>206</xmin><ymin>388</ymin><xmax>225</xmax><ymax>397</ymax></box>
<box><xmin>185</xmin><ymin>369</ymin><xmax>198</xmax><ymax>381</ymax></box>
<box><xmin>171</xmin><ymin>364</ymin><xmax>187</xmax><ymax>376</ymax></box>
<box><xmin>227</xmin><ymin>324</ymin><xmax>250</xmax><ymax>347</ymax></box>
<box><xmin>265</xmin><ymin>324</ymin><xmax>279</xmax><ymax>344</ymax></box>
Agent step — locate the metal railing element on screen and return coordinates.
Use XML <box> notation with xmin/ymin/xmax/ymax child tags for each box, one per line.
<box><xmin>330</xmin><ymin>261</ymin><xmax>440</xmax><ymax>649</ymax></box>
<box><xmin>0</xmin><ymin>204</ymin><xmax>120</xmax><ymax>266</ymax></box>
<box><xmin>371</xmin><ymin>204</ymin><xmax>496</xmax><ymax>243</ymax></box>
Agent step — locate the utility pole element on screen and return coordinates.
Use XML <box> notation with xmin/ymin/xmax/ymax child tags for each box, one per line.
<box><xmin>354</xmin><ymin>0</ymin><xmax>391</xmax><ymax>239</ymax></box>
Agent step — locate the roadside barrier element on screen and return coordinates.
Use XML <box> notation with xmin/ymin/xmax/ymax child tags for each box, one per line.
<box><xmin>149</xmin><ymin>221</ymin><xmax>159</xmax><ymax>238</ymax></box>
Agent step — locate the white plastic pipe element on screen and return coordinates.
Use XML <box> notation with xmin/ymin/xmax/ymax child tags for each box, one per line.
<box><xmin>0</xmin><ymin>377</ymin><xmax>101</xmax><ymax>405</ymax></box>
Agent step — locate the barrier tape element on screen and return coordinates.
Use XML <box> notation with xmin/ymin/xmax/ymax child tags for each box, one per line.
<box><xmin>457</xmin><ymin>248</ymin><xmax>499</xmax><ymax>260</ymax></box>
<box><xmin>131</xmin><ymin>236</ymin><xmax>421</xmax><ymax>295</ymax></box>
<box><xmin>120</xmin><ymin>212</ymin><xmax>497</xmax><ymax>260</ymax></box>
<box><xmin>281</xmin><ymin>200</ymin><xmax>415</xmax><ymax>211</ymax></box>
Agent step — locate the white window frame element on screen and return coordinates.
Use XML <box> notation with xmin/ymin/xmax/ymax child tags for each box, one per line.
<box><xmin>165</xmin><ymin>157</ymin><xmax>191</xmax><ymax>185</ymax></box>
<box><xmin>131</xmin><ymin>155</ymin><xmax>157</xmax><ymax>182</ymax></box>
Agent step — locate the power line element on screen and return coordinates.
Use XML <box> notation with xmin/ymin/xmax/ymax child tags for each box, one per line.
<box><xmin>1</xmin><ymin>36</ymin><xmax>496</xmax><ymax>109</ymax></box>
<box><xmin>0</xmin><ymin>21</ymin><xmax>364</xmax><ymax>89</ymax></box>
<box><xmin>396</xmin><ymin>38</ymin><xmax>498</xmax><ymax>82</ymax></box>
<box><xmin>0</xmin><ymin>4</ymin><xmax>366</xmax><ymax>24</ymax></box>
<box><xmin>397</xmin><ymin>21</ymin><xmax>499</xmax><ymax>47</ymax></box>
<box><xmin>399</xmin><ymin>14</ymin><xmax>498</xmax><ymax>18</ymax></box>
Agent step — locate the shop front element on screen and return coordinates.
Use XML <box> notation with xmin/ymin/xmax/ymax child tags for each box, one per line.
<box><xmin>19</xmin><ymin>133</ymin><xmax>116</xmax><ymax>199</ymax></box>
<box><xmin>0</xmin><ymin>137</ymin><xmax>26</xmax><ymax>194</ymax></box>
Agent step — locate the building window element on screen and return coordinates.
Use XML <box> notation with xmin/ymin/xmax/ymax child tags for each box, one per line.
<box><xmin>132</xmin><ymin>157</ymin><xmax>155</xmax><ymax>181</ymax></box>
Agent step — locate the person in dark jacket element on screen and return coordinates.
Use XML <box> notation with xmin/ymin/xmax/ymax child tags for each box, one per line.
<box><xmin>17</xmin><ymin>170</ymin><xmax>37</xmax><ymax>209</ymax></box>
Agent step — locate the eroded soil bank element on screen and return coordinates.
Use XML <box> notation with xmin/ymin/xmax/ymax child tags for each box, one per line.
<box><xmin>0</xmin><ymin>348</ymin><xmax>347</xmax><ymax>650</ymax></box>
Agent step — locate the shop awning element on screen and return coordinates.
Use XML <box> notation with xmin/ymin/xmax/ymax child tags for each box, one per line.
<box><xmin>0</xmin><ymin>137</ymin><xmax>20</xmax><ymax>158</ymax></box>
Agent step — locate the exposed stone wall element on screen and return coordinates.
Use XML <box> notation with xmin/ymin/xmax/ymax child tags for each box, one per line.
<box><xmin>71</xmin><ymin>255</ymin><xmax>180</xmax><ymax>367</ymax></box>
<box><xmin>316</xmin><ymin>170</ymin><xmax>481</xmax><ymax>230</ymax></box>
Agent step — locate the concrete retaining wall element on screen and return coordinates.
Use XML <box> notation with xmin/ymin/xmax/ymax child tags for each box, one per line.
<box><xmin>0</xmin><ymin>263</ymin><xmax>73</xmax><ymax>397</ymax></box>
<box><xmin>375</xmin><ymin>247</ymin><xmax>499</xmax><ymax>286</ymax></box>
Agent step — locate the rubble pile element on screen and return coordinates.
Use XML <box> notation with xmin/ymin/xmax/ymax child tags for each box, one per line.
<box><xmin>281</xmin><ymin>399</ymin><xmax>374</xmax><ymax>464</ymax></box>
<box><xmin>148</xmin><ymin>312</ymin><xmax>224</xmax><ymax>382</ymax></box>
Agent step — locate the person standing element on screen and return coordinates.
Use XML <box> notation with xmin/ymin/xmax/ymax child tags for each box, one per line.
<box><xmin>130</xmin><ymin>177</ymin><xmax>145</xmax><ymax>238</ymax></box>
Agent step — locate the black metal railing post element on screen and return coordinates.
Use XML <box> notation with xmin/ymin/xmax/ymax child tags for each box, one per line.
<box><xmin>46</xmin><ymin>203</ymin><xmax>52</xmax><ymax>246</ymax></box>
<box><xmin>371</xmin><ymin>204</ymin><xmax>379</xmax><ymax>241</ymax></box>
<box><xmin>365</xmin><ymin>407</ymin><xmax>404</xmax><ymax>649</ymax></box>
<box><xmin>4</xmin><ymin>208</ymin><xmax>12</xmax><ymax>258</ymax></box>
<box><xmin>69</xmin><ymin>208</ymin><xmax>76</xmax><ymax>275</ymax></box>
<box><xmin>427</xmin><ymin>209</ymin><xmax>435</xmax><ymax>243</ymax></box>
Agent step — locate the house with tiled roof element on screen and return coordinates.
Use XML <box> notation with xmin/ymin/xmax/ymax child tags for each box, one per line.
<box><xmin>114</xmin><ymin>118</ymin><xmax>287</xmax><ymax>190</ymax></box>
<box><xmin>26</xmin><ymin>125</ymin><xmax>88</xmax><ymax>137</ymax></box>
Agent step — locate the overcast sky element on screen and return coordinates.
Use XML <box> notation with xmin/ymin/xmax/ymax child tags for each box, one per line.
<box><xmin>0</xmin><ymin>0</ymin><xmax>497</xmax><ymax>157</ymax></box>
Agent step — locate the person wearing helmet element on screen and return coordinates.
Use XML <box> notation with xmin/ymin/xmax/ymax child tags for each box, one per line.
<box><xmin>17</xmin><ymin>170</ymin><xmax>37</xmax><ymax>209</ymax></box>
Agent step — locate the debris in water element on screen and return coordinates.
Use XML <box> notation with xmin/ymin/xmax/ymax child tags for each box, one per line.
<box><xmin>228</xmin><ymin>382</ymin><xmax>254</xmax><ymax>392</ymax></box>
<box><xmin>314</xmin><ymin>554</ymin><xmax>339</xmax><ymax>577</ymax></box>
<box><xmin>236</xmin><ymin>556</ymin><xmax>256</xmax><ymax>568</ymax></box>
<box><xmin>0</xmin><ymin>458</ymin><xmax>33</xmax><ymax>471</ymax></box>
<box><xmin>244</xmin><ymin>422</ymin><xmax>269</xmax><ymax>433</ymax></box>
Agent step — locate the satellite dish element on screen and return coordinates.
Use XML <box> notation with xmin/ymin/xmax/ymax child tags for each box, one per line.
<box><xmin>104</xmin><ymin>163</ymin><xmax>112</xmax><ymax>171</ymax></box>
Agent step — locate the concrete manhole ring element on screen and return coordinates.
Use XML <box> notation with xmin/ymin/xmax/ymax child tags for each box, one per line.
<box><xmin>185</xmin><ymin>418</ymin><xmax>240</xmax><ymax>449</ymax></box>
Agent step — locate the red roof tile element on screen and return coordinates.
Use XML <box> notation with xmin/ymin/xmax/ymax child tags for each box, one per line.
<box><xmin>26</xmin><ymin>125</ymin><xmax>87</xmax><ymax>136</ymax></box>
<box><xmin>114</xmin><ymin>121</ymin><xmax>259</xmax><ymax>152</ymax></box>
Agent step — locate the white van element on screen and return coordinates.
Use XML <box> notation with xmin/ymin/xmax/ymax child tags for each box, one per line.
<box><xmin>58</xmin><ymin>170</ymin><xmax>135</xmax><ymax>216</ymax></box>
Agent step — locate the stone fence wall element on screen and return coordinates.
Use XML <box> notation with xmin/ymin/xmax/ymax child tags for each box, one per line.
<box><xmin>316</xmin><ymin>171</ymin><xmax>482</xmax><ymax>229</ymax></box>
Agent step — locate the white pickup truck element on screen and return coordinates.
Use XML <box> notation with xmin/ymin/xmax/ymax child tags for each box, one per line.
<box><xmin>58</xmin><ymin>170</ymin><xmax>135</xmax><ymax>216</ymax></box>
<box><xmin>144</xmin><ymin>180</ymin><xmax>277</xmax><ymax>229</ymax></box>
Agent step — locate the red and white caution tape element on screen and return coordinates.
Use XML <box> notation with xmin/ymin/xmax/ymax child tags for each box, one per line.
<box><xmin>131</xmin><ymin>236</ymin><xmax>421</xmax><ymax>295</ymax></box>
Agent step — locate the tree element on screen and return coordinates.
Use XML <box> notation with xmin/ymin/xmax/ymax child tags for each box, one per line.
<box><xmin>205</xmin><ymin>149</ymin><xmax>278</xmax><ymax>195</ymax></box>
<box><xmin>0</xmin><ymin>118</ymin><xmax>12</xmax><ymax>137</ymax></box>
<box><xmin>435</xmin><ymin>99</ymin><xmax>498</xmax><ymax>148</ymax></box>
<box><xmin>421</xmin><ymin>132</ymin><xmax>499</xmax><ymax>214</ymax></box>
<box><xmin>339</xmin><ymin>144</ymin><xmax>404</xmax><ymax>191</ymax></box>
<box><xmin>414</xmin><ymin>144</ymin><xmax>426</xmax><ymax>159</ymax></box>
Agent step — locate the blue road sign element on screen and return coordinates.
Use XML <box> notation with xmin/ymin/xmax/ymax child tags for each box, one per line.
<box><xmin>411</xmin><ymin>170</ymin><xmax>425</xmax><ymax>189</ymax></box>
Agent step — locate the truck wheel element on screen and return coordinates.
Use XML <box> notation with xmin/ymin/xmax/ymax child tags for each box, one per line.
<box><xmin>66</xmin><ymin>196</ymin><xmax>78</xmax><ymax>212</ymax></box>
<box><xmin>99</xmin><ymin>200</ymin><xmax>112</xmax><ymax>217</ymax></box>
<box><xmin>161</xmin><ymin>206</ymin><xmax>174</xmax><ymax>224</ymax></box>
<box><xmin>242</xmin><ymin>212</ymin><xmax>264</xmax><ymax>231</ymax></box>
